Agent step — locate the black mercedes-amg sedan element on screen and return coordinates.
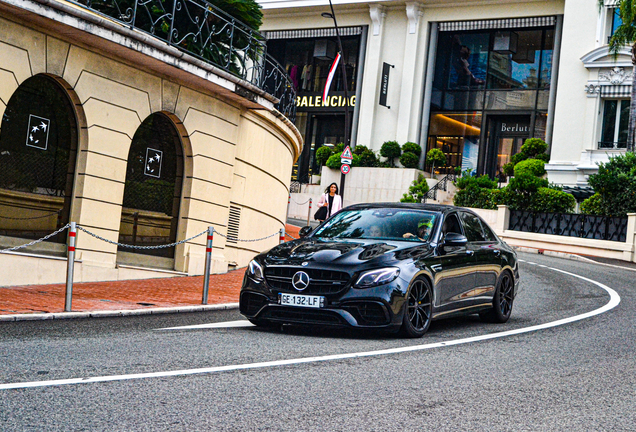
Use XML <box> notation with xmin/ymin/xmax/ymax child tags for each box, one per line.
<box><xmin>239</xmin><ymin>203</ymin><xmax>519</xmax><ymax>337</ymax></box>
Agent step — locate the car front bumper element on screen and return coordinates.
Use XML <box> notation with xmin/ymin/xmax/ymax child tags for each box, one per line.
<box><xmin>239</xmin><ymin>273</ymin><xmax>408</xmax><ymax>330</ymax></box>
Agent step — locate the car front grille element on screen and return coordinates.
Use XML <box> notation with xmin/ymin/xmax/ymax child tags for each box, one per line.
<box><xmin>264</xmin><ymin>267</ymin><xmax>351</xmax><ymax>295</ymax></box>
<box><xmin>342</xmin><ymin>301</ymin><xmax>390</xmax><ymax>326</ymax></box>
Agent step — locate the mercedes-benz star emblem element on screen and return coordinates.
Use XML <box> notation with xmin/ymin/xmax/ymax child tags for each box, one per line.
<box><xmin>292</xmin><ymin>271</ymin><xmax>310</xmax><ymax>291</ymax></box>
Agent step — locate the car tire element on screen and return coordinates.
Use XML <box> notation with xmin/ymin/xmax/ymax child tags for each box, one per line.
<box><xmin>479</xmin><ymin>271</ymin><xmax>514</xmax><ymax>323</ymax></box>
<box><xmin>399</xmin><ymin>277</ymin><xmax>433</xmax><ymax>338</ymax></box>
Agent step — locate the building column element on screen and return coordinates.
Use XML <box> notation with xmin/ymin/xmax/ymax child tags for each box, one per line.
<box><xmin>396</xmin><ymin>2</ymin><xmax>425</xmax><ymax>144</ymax></box>
<box><xmin>356</xmin><ymin>4</ymin><xmax>386</xmax><ymax>148</ymax></box>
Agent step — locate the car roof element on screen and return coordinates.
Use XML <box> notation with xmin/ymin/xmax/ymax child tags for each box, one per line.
<box><xmin>343</xmin><ymin>202</ymin><xmax>473</xmax><ymax>216</ymax></box>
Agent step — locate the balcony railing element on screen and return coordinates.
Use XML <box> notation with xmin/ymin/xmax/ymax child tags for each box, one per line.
<box><xmin>598</xmin><ymin>141</ymin><xmax>627</xmax><ymax>150</ymax></box>
<box><xmin>71</xmin><ymin>0</ymin><xmax>296</xmax><ymax>121</ymax></box>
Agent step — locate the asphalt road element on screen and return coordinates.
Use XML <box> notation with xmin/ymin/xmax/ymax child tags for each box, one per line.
<box><xmin>1</xmin><ymin>252</ymin><xmax>634</xmax><ymax>431</ymax></box>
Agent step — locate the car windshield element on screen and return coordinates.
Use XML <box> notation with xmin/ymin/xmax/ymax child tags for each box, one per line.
<box><xmin>313</xmin><ymin>208</ymin><xmax>439</xmax><ymax>242</ymax></box>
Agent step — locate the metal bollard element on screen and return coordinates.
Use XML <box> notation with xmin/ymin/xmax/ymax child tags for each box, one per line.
<box><xmin>280</xmin><ymin>227</ymin><xmax>285</xmax><ymax>244</ymax></box>
<box><xmin>307</xmin><ymin>198</ymin><xmax>312</xmax><ymax>226</ymax></box>
<box><xmin>202</xmin><ymin>226</ymin><xmax>214</xmax><ymax>305</ymax></box>
<box><xmin>286</xmin><ymin>194</ymin><xmax>291</xmax><ymax>224</ymax></box>
<box><xmin>64</xmin><ymin>222</ymin><xmax>76</xmax><ymax>312</ymax></box>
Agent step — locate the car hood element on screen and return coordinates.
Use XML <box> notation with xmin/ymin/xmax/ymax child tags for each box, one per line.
<box><xmin>262</xmin><ymin>237</ymin><xmax>433</xmax><ymax>267</ymax></box>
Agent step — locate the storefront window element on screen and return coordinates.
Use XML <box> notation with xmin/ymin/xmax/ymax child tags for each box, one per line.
<box><xmin>268</xmin><ymin>37</ymin><xmax>359</xmax><ymax>94</ymax></box>
<box><xmin>539</xmin><ymin>30</ymin><xmax>554</xmax><ymax>88</ymax></box>
<box><xmin>534</xmin><ymin>112</ymin><xmax>548</xmax><ymax>141</ymax></box>
<box><xmin>428</xmin><ymin>113</ymin><xmax>482</xmax><ymax>174</ymax></box>
<box><xmin>0</xmin><ymin>74</ymin><xmax>78</xmax><ymax>244</ymax></box>
<box><xmin>433</xmin><ymin>32</ymin><xmax>488</xmax><ymax>111</ymax></box>
<box><xmin>428</xmin><ymin>22</ymin><xmax>556</xmax><ymax>177</ymax></box>
<box><xmin>484</xmin><ymin>90</ymin><xmax>537</xmax><ymax>110</ymax></box>
<box><xmin>488</xmin><ymin>30</ymin><xmax>542</xmax><ymax>89</ymax></box>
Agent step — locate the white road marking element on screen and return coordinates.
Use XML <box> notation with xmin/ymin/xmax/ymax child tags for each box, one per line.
<box><xmin>0</xmin><ymin>263</ymin><xmax>620</xmax><ymax>391</ymax></box>
<box><xmin>157</xmin><ymin>320</ymin><xmax>255</xmax><ymax>330</ymax></box>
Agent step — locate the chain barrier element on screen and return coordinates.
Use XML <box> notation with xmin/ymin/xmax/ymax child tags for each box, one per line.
<box><xmin>76</xmin><ymin>226</ymin><xmax>208</xmax><ymax>249</ymax></box>
<box><xmin>0</xmin><ymin>210</ymin><xmax>61</xmax><ymax>221</ymax></box>
<box><xmin>290</xmin><ymin>197</ymin><xmax>311</xmax><ymax>205</ymax></box>
<box><xmin>285</xmin><ymin>233</ymin><xmax>298</xmax><ymax>240</ymax></box>
<box><xmin>213</xmin><ymin>230</ymin><xmax>280</xmax><ymax>243</ymax></box>
<box><xmin>0</xmin><ymin>223</ymin><xmax>70</xmax><ymax>253</ymax></box>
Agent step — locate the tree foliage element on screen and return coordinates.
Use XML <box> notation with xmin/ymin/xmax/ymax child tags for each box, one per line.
<box><xmin>380</xmin><ymin>141</ymin><xmax>401</xmax><ymax>167</ymax></box>
<box><xmin>401</xmin><ymin>142</ymin><xmax>422</xmax><ymax>157</ymax></box>
<box><xmin>400</xmin><ymin>174</ymin><xmax>430</xmax><ymax>203</ymax></box>
<box><xmin>315</xmin><ymin>146</ymin><xmax>333</xmax><ymax>166</ymax></box>
<box><xmin>399</xmin><ymin>151</ymin><xmax>420</xmax><ymax>168</ymax></box>
<box><xmin>503</xmin><ymin>138</ymin><xmax>549</xmax><ymax>176</ymax></box>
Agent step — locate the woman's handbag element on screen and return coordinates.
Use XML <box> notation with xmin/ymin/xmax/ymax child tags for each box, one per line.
<box><xmin>314</xmin><ymin>205</ymin><xmax>328</xmax><ymax>221</ymax></box>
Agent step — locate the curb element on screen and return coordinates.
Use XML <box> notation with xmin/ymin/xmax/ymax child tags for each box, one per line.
<box><xmin>511</xmin><ymin>246</ymin><xmax>589</xmax><ymax>262</ymax></box>
<box><xmin>0</xmin><ymin>303</ymin><xmax>239</xmax><ymax>322</ymax></box>
<box><xmin>512</xmin><ymin>245</ymin><xmax>636</xmax><ymax>272</ymax></box>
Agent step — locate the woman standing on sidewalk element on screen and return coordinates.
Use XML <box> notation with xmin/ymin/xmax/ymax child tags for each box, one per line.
<box><xmin>316</xmin><ymin>182</ymin><xmax>342</xmax><ymax>222</ymax></box>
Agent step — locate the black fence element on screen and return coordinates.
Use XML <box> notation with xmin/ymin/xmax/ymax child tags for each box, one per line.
<box><xmin>509</xmin><ymin>210</ymin><xmax>628</xmax><ymax>242</ymax></box>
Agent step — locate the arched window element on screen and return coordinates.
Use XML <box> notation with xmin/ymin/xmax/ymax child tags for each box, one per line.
<box><xmin>118</xmin><ymin>113</ymin><xmax>183</xmax><ymax>266</ymax></box>
<box><xmin>0</xmin><ymin>75</ymin><xmax>78</xmax><ymax>247</ymax></box>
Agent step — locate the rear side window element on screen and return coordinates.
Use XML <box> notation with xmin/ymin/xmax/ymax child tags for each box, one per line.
<box><xmin>442</xmin><ymin>213</ymin><xmax>463</xmax><ymax>236</ymax></box>
<box><xmin>460</xmin><ymin>212</ymin><xmax>486</xmax><ymax>242</ymax></box>
<box><xmin>479</xmin><ymin>219</ymin><xmax>498</xmax><ymax>242</ymax></box>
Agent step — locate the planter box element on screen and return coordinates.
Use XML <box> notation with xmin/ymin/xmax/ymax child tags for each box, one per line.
<box><xmin>320</xmin><ymin>166</ymin><xmax>429</xmax><ymax>206</ymax></box>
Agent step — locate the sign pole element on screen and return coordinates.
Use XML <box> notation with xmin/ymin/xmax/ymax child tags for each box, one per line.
<box><xmin>324</xmin><ymin>0</ymin><xmax>351</xmax><ymax>200</ymax></box>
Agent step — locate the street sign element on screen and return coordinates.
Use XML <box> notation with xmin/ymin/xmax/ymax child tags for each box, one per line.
<box><xmin>341</xmin><ymin>145</ymin><xmax>353</xmax><ymax>160</ymax></box>
<box><xmin>341</xmin><ymin>164</ymin><xmax>351</xmax><ymax>175</ymax></box>
<box><xmin>341</xmin><ymin>158</ymin><xmax>351</xmax><ymax>165</ymax></box>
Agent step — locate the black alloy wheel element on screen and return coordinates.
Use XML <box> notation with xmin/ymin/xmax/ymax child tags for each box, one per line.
<box><xmin>400</xmin><ymin>277</ymin><xmax>433</xmax><ymax>338</ymax></box>
<box><xmin>479</xmin><ymin>271</ymin><xmax>514</xmax><ymax>323</ymax></box>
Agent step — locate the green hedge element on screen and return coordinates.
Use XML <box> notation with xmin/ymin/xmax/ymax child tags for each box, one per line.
<box><xmin>399</xmin><ymin>151</ymin><xmax>419</xmax><ymax>168</ymax></box>
<box><xmin>530</xmin><ymin>187</ymin><xmax>575</xmax><ymax>213</ymax></box>
<box><xmin>514</xmin><ymin>159</ymin><xmax>546</xmax><ymax>177</ymax></box>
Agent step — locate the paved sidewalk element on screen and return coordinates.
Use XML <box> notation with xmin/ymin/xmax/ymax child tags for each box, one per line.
<box><xmin>0</xmin><ymin>224</ymin><xmax>301</xmax><ymax>321</ymax></box>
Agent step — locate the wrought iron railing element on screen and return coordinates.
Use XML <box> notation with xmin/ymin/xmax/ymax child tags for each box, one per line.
<box><xmin>423</xmin><ymin>173</ymin><xmax>457</xmax><ymax>202</ymax></box>
<box><xmin>509</xmin><ymin>210</ymin><xmax>628</xmax><ymax>242</ymax></box>
<box><xmin>71</xmin><ymin>0</ymin><xmax>296</xmax><ymax>121</ymax></box>
<box><xmin>598</xmin><ymin>141</ymin><xmax>627</xmax><ymax>149</ymax></box>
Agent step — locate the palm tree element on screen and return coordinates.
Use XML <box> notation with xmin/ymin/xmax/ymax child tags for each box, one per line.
<box><xmin>606</xmin><ymin>0</ymin><xmax>636</xmax><ymax>152</ymax></box>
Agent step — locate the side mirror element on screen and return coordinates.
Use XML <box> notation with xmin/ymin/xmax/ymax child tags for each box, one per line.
<box><xmin>443</xmin><ymin>232</ymin><xmax>468</xmax><ymax>246</ymax></box>
<box><xmin>298</xmin><ymin>226</ymin><xmax>313</xmax><ymax>238</ymax></box>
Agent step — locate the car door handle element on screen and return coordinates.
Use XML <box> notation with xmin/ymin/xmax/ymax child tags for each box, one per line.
<box><xmin>493</xmin><ymin>249</ymin><xmax>501</xmax><ymax>256</ymax></box>
<box><xmin>466</xmin><ymin>250</ymin><xmax>475</xmax><ymax>256</ymax></box>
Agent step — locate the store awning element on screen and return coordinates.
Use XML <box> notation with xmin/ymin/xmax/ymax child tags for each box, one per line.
<box><xmin>439</xmin><ymin>16</ymin><xmax>556</xmax><ymax>32</ymax></box>
<box><xmin>263</xmin><ymin>27</ymin><xmax>363</xmax><ymax>40</ymax></box>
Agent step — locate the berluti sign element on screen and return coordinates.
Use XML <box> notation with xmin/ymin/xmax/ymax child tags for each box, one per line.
<box><xmin>295</xmin><ymin>92</ymin><xmax>356</xmax><ymax>112</ymax></box>
<box><xmin>500</xmin><ymin>121</ymin><xmax>530</xmax><ymax>134</ymax></box>
<box><xmin>379</xmin><ymin>62</ymin><xmax>393</xmax><ymax>108</ymax></box>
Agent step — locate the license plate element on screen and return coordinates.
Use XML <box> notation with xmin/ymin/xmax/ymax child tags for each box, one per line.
<box><xmin>279</xmin><ymin>293</ymin><xmax>325</xmax><ymax>308</ymax></box>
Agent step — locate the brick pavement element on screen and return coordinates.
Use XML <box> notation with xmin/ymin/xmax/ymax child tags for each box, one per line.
<box><xmin>0</xmin><ymin>224</ymin><xmax>301</xmax><ymax>316</ymax></box>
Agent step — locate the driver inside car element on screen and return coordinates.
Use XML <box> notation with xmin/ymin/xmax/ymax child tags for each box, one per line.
<box><xmin>403</xmin><ymin>219</ymin><xmax>434</xmax><ymax>241</ymax></box>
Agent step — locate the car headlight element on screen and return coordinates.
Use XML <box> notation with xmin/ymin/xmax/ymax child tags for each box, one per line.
<box><xmin>247</xmin><ymin>260</ymin><xmax>264</xmax><ymax>280</ymax></box>
<box><xmin>354</xmin><ymin>267</ymin><xmax>400</xmax><ymax>288</ymax></box>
